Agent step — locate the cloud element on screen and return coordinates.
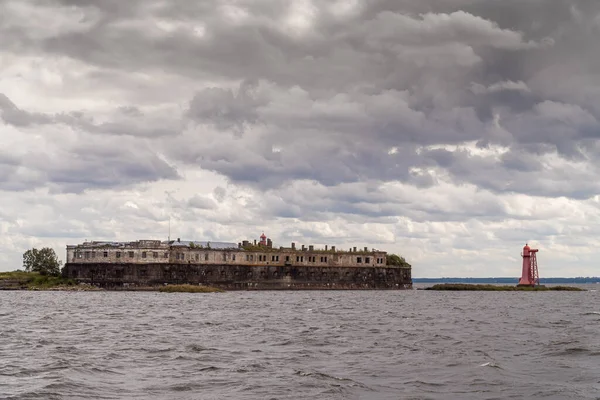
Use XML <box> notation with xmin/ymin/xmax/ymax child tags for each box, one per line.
<box><xmin>0</xmin><ymin>93</ymin><xmax>52</xmax><ymax>126</ymax></box>
<box><xmin>1</xmin><ymin>0</ymin><xmax>600</xmax><ymax>278</ymax></box>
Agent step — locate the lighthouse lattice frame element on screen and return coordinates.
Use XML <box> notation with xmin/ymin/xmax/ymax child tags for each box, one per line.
<box><xmin>529</xmin><ymin>250</ymin><xmax>539</xmax><ymax>286</ymax></box>
<box><xmin>518</xmin><ymin>243</ymin><xmax>540</xmax><ymax>287</ymax></box>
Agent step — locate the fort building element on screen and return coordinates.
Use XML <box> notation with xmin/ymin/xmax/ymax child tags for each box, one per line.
<box><xmin>63</xmin><ymin>234</ymin><xmax>412</xmax><ymax>290</ymax></box>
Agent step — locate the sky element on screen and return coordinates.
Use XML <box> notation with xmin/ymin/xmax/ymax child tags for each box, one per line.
<box><xmin>1</xmin><ymin>0</ymin><xmax>600</xmax><ymax>278</ymax></box>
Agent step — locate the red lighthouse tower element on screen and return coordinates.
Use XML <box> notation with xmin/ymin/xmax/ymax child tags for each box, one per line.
<box><xmin>259</xmin><ymin>232</ymin><xmax>267</xmax><ymax>246</ymax></box>
<box><xmin>518</xmin><ymin>243</ymin><xmax>539</xmax><ymax>286</ymax></box>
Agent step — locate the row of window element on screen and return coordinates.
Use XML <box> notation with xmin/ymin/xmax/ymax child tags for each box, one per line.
<box><xmin>76</xmin><ymin>251</ymin><xmax>384</xmax><ymax>264</ymax></box>
<box><xmin>79</xmin><ymin>251</ymin><xmax>170</xmax><ymax>259</ymax></box>
<box><xmin>243</xmin><ymin>255</ymin><xmax>332</xmax><ymax>263</ymax></box>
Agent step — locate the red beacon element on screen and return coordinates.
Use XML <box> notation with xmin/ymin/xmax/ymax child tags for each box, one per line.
<box><xmin>259</xmin><ymin>232</ymin><xmax>267</xmax><ymax>246</ymax></box>
<box><xmin>518</xmin><ymin>243</ymin><xmax>540</xmax><ymax>286</ymax></box>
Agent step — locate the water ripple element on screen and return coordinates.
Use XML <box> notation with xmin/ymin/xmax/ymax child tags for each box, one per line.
<box><xmin>1</xmin><ymin>288</ymin><xmax>599</xmax><ymax>399</ymax></box>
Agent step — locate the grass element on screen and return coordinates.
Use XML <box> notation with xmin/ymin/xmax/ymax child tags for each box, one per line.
<box><xmin>0</xmin><ymin>271</ymin><xmax>35</xmax><ymax>281</ymax></box>
<box><xmin>0</xmin><ymin>270</ymin><xmax>77</xmax><ymax>289</ymax></box>
<box><xmin>425</xmin><ymin>283</ymin><xmax>585</xmax><ymax>291</ymax></box>
<box><xmin>158</xmin><ymin>284</ymin><xmax>224</xmax><ymax>293</ymax></box>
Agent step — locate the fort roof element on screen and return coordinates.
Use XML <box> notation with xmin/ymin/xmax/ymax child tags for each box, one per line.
<box><xmin>67</xmin><ymin>236</ymin><xmax>386</xmax><ymax>254</ymax></box>
<box><xmin>169</xmin><ymin>240</ymin><xmax>238</xmax><ymax>249</ymax></box>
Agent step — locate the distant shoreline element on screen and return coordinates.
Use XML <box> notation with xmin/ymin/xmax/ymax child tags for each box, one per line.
<box><xmin>414</xmin><ymin>278</ymin><xmax>600</xmax><ymax>284</ymax></box>
<box><xmin>423</xmin><ymin>283</ymin><xmax>586</xmax><ymax>291</ymax></box>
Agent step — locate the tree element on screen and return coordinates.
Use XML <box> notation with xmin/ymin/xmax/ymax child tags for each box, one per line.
<box><xmin>23</xmin><ymin>247</ymin><xmax>62</xmax><ymax>276</ymax></box>
<box><xmin>387</xmin><ymin>254</ymin><xmax>411</xmax><ymax>268</ymax></box>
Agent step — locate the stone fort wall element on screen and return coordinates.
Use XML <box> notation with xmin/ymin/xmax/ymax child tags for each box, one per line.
<box><xmin>63</xmin><ymin>262</ymin><xmax>412</xmax><ymax>290</ymax></box>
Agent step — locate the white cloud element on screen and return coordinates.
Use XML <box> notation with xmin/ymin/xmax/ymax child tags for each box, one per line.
<box><xmin>1</xmin><ymin>0</ymin><xmax>600</xmax><ymax>278</ymax></box>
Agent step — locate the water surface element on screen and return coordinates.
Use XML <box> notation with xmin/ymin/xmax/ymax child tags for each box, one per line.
<box><xmin>1</xmin><ymin>288</ymin><xmax>599</xmax><ymax>399</ymax></box>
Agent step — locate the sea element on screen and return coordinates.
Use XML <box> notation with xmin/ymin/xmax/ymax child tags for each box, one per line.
<box><xmin>0</xmin><ymin>285</ymin><xmax>598</xmax><ymax>399</ymax></box>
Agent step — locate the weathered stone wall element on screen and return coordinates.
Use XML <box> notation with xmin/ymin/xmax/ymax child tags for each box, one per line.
<box><xmin>67</xmin><ymin>244</ymin><xmax>171</xmax><ymax>265</ymax></box>
<box><xmin>63</xmin><ymin>263</ymin><xmax>412</xmax><ymax>290</ymax></box>
<box><xmin>66</xmin><ymin>247</ymin><xmax>388</xmax><ymax>268</ymax></box>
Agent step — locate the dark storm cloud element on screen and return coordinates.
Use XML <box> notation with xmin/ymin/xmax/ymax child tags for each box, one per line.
<box><xmin>0</xmin><ymin>131</ymin><xmax>180</xmax><ymax>193</ymax></box>
<box><xmin>187</xmin><ymin>79</ymin><xmax>266</xmax><ymax>133</ymax></box>
<box><xmin>40</xmin><ymin>139</ymin><xmax>181</xmax><ymax>193</ymax></box>
<box><xmin>3</xmin><ymin>0</ymin><xmax>600</xmax><ymax>200</ymax></box>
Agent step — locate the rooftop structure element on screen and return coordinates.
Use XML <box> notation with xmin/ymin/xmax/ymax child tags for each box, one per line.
<box><xmin>66</xmin><ymin>233</ymin><xmax>392</xmax><ymax>268</ymax></box>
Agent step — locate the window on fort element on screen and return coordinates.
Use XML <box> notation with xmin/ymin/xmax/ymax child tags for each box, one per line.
<box><xmin>91</xmin><ymin>251</ymin><xmax>96</xmax><ymax>258</ymax></box>
<box><xmin>246</xmin><ymin>255</ymin><xmax>250</xmax><ymax>261</ymax></box>
<box><xmin>153</xmin><ymin>252</ymin><xmax>158</xmax><ymax>258</ymax></box>
<box><xmin>276</xmin><ymin>255</ymin><xmax>279</xmax><ymax>261</ymax></box>
<box><xmin>129</xmin><ymin>251</ymin><xmax>134</xmax><ymax>258</ymax></box>
<box><xmin>357</xmin><ymin>257</ymin><xmax>362</xmax><ymax>263</ymax></box>
<box><xmin>296</xmin><ymin>256</ymin><xmax>300</xmax><ymax>262</ymax></box>
<box><xmin>104</xmin><ymin>251</ymin><xmax>108</xmax><ymax>258</ymax></box>
<box><xmin>116</xmin><ymin>252</ymin><xmax>121</xmax><ymax>258</ymax></box>
<box><xmin>271</xmin><ymin>255</ymin><xmax>276</xmax><ymax>261</ymax></box>
<box><xmin>76</xmin><ymin>252</ymin><xmax>82</xmax><ymax>258</ymax></box>
<box><xmin>223</xmin><ymin>254</ymin><xmax>227</xmax><ymax>261</ymax></box>
<box><xmin>84</xmin><ymin>251</ymin><xmax>90</xmax><ymax>259</ymax></box>
<box><xmin>164</xmin><ymin>253</ymin><xmax>169</xmax><ymax>258</ymax></box>
<box><xmin>365</xmin><ymin>257</ymin><xmax>370</xmax><ymax>263</ymax></box>
<box><xmin>232</xmin><ymin>255</ymin><xmax>236</xmax><ymax>261</ymax></box>
<box><xmin>286</xmin><ymin>256</ymin><xmax>290</xmax><ymax>261</ymax></box>
<box><xmin>142</xmin><ymin>252</ymin><xmax>147</xmax><ymax>258</ymax></box>
<box><xmin>195</xmin><ymin>254</ymin><xmax>199</xmax><ymax>261</ymax></box>
<box><xmin>301</xmin><ymin>256</ymin><xmax>304</xmax><ymax>262</ymax></box>
<box><xmin>205</xmin><ymin>253</ymin><xmax>209</xmax><ymax>261</ymax></box>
